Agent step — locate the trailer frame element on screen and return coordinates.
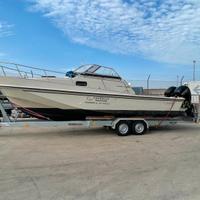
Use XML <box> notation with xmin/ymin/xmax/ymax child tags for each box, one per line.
<box><xmin>1</xmin><ymin>100</ymin><xmax>194</xmax><ymax>136</ymax></box>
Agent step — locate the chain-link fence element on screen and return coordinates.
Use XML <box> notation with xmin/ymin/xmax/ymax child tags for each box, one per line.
<box><xmin>129</xmin><ymin>79</ymin><xmax>179</xmax><ymax>89</ymax></box>
<box><xmin>128</xmin><ymin>78</ymin><xmax>191</xmax><ymax>96</ymax></box>
<box><xmin>128</xmin><ymin>67</ymin><xmax>200</xmax><ymax>93</ymax></box>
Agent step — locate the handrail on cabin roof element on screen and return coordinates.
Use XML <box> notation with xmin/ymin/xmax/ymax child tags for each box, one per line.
<box><xmin>0</xmin><ymin>61</ymin><xmax>65</xmax><ymax>78</ymax></box>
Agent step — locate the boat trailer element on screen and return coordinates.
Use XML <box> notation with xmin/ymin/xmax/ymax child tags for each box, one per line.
<box><xmin>1</xmin><ymin>100</ymin><xmax>199</xmax><ymax>136</ymax></box>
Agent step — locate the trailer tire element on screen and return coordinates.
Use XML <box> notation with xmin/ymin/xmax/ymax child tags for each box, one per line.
<box><xmin>116</xmin><ymin>121</ymin><xmax>131</xmax><ymax>136</ymax></box>
<box><xmin>132</xmin><ymin>121</ymin><xmax>147</xmax><ymax>135</ymax></box>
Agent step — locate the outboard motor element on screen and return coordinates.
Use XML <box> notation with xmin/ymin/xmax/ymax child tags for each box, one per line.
<box><xmin>164</xmin><ymin>86</ymin><xmax>176</xmax><ymax>97</ymax></box>
<box><xmin>165</xmin><ymin>85</ymin><xmax>193</xmax><ymax>117</ymax></box>
<box><xmin>173</xmin><ymin>85</ymin><xmax>191</xmax><ymax>101</ymax></box>
<box><xmin>175</xmin><ymin>85</ymin><xmax>193</xmax><ymax>117</ymax></box>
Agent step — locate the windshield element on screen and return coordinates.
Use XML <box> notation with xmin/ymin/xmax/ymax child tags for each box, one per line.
<box><xmin>74</xmin><ymin>64</ymin><xmax>120</xmax><ymax>78</ymax></box>
<box><xmin>74</xmin><ymin>65</ymin><xmax>93</xmax><ymax>74</ymax></box>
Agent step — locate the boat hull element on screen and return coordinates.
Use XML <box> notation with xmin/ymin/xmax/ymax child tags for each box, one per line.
<box><xmin>0</xmin><ymin>86</ymin><xmax>185</xmax><ymax>120</ymax></box>
<box><xmin>22</xmin><ymin>108</ymin><xmax>185</xmax><ymax>121</ymax></box>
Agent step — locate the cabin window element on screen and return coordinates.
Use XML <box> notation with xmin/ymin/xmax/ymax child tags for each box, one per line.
<box><xmin>76</xmin><ymin>81</ymin><xmax>87</xmax><ymax>86</ymax></box>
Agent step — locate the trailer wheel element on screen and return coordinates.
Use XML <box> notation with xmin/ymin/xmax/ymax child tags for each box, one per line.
<box><xmin>116</xmin><ymin>121</ymin><xmax>131</xmax><ymax>136</ymax></box>
<box><xmin>132</xmin><ymin>121</ymin><xmax>147</xmax><ymax>135</ymax></box>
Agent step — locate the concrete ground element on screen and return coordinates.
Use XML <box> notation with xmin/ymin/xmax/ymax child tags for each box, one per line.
<box><xmin>0</xmin><ymin>123</ymin><xmax>200</xmax><ymax>200</ymax></box>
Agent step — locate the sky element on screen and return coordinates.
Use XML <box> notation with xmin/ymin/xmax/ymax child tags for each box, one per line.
<box><xmin>0</xmin><ymin>0</ymin><xmax>200</xmax><ymax>82</ymax></box>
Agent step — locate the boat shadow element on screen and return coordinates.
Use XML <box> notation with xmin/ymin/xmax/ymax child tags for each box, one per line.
<box><xmin>148</xmin><ymin>123</ymin><xmax>200</xmax><ymax>135</ymax></box>
<box><xmin>0</xmin><ymin>123</ymin><xmax>199</xmax><ymax>138</ymax></box>
<box><xmin>0</xmin><ymin>126</ymin><xmax>115</xmax><ymax>138</ymax></box>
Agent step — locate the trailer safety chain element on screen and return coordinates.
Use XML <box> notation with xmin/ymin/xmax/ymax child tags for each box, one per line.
<box><xmin>12</xmin><ymin>103</ymin><xmax>49</xmax><ymax>120</ymax></box>
<box><xmin>156</xmin><ymin>98</ymin><xmax>177</xmax><ymax>128</ymax></box>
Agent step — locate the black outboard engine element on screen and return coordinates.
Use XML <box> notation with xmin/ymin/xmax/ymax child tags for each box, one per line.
<box><xmin>165</xmin><ymin>85</ymin><xmax>193</xmax><ymax>117</ymax></box>
<box><xmin>165</xmin><ymin>85</ymin><xmax>191</xmax><ymax>100</ymax></box>
<box><xmin>164</xmin><ymin>86</ymin><xmax>176</xmax><ymax>97</ymax></box>
<box><xmin>173</xmin><ymin>85</ymin><xmax>191</xmax><ymax>101</ymax></box>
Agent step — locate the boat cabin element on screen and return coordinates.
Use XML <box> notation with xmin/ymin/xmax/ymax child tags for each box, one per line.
<box><xmin>66</xmin><ymin>64</ymin><xmax>134</xmax><ymax>94</ymax></box>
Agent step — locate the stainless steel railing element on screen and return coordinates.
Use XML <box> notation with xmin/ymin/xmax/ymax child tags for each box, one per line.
<box><xmin>0</xmin><ymin>61</ymin><xmax>65</xmax><ymax>78</ymax></box>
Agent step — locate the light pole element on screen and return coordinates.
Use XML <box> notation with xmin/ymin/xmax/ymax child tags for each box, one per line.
<box><xmin>193</xmin><ymin>60</ymin><xmax>196</xmax><ymax>81</ymax></box>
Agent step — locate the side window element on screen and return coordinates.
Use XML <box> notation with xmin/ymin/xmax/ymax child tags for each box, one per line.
<box><xmin>76</xmin><ymin>81</ymin><xmax>87</xmax><ymax>86</ymax></box>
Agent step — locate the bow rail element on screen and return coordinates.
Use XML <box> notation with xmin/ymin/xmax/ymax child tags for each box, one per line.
<box><xmin>0</xmin><ymin>61</ymin><xmax>65</xmax><ymax>78</ymax></box>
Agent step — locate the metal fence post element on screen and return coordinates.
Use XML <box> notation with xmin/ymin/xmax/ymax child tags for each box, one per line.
<box><xmin>176</xmin><ymin>75</ymin><xmax>179</xmax><ymax>87</ymax></box>
<box><xmin>180</xmin><ymin>76</ymin><xmax>184</xmax><ymax>85</ymax></box>
<box><xmin>147</xmin><ymin>74</ymin><xmax>151</xmax><ymax>95</ymax></box>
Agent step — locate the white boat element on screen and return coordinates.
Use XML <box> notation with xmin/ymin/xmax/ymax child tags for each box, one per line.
<box><xmin>0</xmin><ymin>62</ymin><xmax>187</xmax><ymax>120</ymax></box>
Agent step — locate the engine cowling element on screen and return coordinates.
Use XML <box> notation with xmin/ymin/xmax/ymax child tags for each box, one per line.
<box><xmin>164</xmin><ymin>86</ymin><xmax>176</xmax><ymax>97</ymax></box>
<box><xmin>165</xmin><ymin>85</ymin><xmax>193</xmax><ymax>117</ymax></box>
